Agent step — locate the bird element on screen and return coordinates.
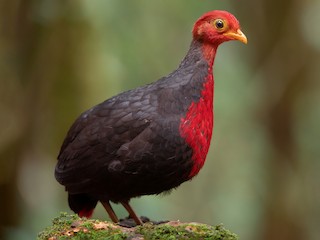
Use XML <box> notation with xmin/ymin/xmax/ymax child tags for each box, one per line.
<box><xmin>55</xmin><ymin>10</ymin><xmax>247</xmax><ymax>226</ymax></box>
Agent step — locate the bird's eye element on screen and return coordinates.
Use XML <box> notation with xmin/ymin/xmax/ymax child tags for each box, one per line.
<box><xmin>215</xmin><ymin>20</ymin><xmax>224</xmax><ymax>28</ymax></box>
<box><xmin>213</xmin><ymin>19</ymin><xmax>227</xmax><ymax>31</ymax></box>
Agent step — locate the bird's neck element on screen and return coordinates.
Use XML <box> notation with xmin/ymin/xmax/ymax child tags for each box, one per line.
<box><xmin>198</xmin><ymin>41</ymin><xmax>218</xmax><ymax>66</ymax></box>
<box><xmin>179</xmin><ymin>40</ymin><xmax>217</xmax><ymax>69</ymax></box>
<box><xmin>179</xmin><ymin>40</ymin><xmax>217</xmax><ymax>179</ymax></box>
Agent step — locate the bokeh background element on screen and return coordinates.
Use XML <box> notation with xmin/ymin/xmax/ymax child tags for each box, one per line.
<box><xmin>1</xmin><ymin>0</ymin><xmax>320</xmax><ymax>239</ymax></box>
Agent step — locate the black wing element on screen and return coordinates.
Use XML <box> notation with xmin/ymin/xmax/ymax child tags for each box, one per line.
<box><xmin>55</xmin><ymin>87</ymin><xmax>156</xmax><ymax>192</ymax></box>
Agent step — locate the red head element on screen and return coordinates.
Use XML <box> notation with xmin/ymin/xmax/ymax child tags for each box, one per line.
<box><xmin>193</xmin><ymin>10</ymin><xmax>247</xmax><ymax>47</ymax></box>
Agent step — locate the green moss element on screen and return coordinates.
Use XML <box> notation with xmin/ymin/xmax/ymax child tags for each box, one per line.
<box><xmin>38</xmin><ymin>213</ymin><xmax>238</xmax><ymax>240</ymax></box>
<box><xmin>137</xmin><ymin>222</ymin><xmax>238</xmax><ymax>240</ymax></box>
<box><xmin>38</xmin><ymin>213</ymin><xmax>128</xmax><ymax>240</ymax></box>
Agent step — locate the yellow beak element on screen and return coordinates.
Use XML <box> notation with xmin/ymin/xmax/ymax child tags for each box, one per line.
<box><xmin>224</xmin><ymin>29</ymin><xmax>248</xmax><ymax>44</ymax></box>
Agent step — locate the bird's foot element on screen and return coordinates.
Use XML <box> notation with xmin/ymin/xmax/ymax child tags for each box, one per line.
<box><xmin>118</xmin><ymin>216</ymin><xmax>169</xmax><ymax>228</ymax></box>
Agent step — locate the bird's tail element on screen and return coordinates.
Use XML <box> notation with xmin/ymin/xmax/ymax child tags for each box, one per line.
<box><xmin>68</xmin><ymin>193</ymin><xmax>98</xmax><ymax>218</ymax></box>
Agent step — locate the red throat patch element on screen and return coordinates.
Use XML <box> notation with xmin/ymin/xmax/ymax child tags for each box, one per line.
<box><xmin>180</xmin><ymin>70</ymin><xmax>214</xmax><ymax>178</ymax></box>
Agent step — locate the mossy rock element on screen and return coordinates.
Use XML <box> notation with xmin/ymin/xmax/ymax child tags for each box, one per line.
<box><xmin>38</xmin><ymin>213</ymin><xmax>238</xmax><ymax>240</ymax></box>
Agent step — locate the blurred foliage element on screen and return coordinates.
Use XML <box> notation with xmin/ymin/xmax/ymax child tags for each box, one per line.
<box><xmin>0</xmin><ymin>0</ymin><xmax>319</xmax><ymax>240</ymax></box>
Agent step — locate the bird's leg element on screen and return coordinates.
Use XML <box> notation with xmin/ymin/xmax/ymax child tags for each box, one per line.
<box><xmin>121</xmin><ymin>201</ymin><xmax>143</xmax><ymax>225</ymax></box>
<box><xmin>101</xmin><ymin>201</ymin><xmax>119</xmax><ymax>223</ymax></box>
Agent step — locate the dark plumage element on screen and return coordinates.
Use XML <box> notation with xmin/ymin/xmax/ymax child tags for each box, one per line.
<box><xmin>55</xmin><ymin>10</ymin><xmax>247</xmax><ymax>225</ymax></box>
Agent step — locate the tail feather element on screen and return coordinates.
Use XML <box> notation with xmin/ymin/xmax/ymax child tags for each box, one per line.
<box><xmin>68</xmin><ymin>193</ymin><xmax>98</xmax><ymax>218</ymax></box>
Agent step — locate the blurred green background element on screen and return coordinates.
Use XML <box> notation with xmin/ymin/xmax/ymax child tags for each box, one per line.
<box><xmin>1</xmin><ymin>0</ymin><xmax>320</xmax><ymax>239</ymax></box>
